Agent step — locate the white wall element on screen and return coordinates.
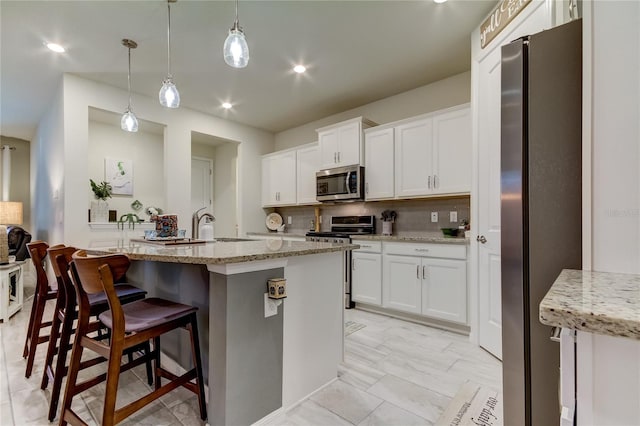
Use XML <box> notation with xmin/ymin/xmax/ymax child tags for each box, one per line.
<box><xmin>88</xmin><ymin>120</ymin><xmax>165</xmax><ymax>220</ymax></box>
<box><xmin>589</xmin><ymin>1</ymin><xmax>640</xmax><ymax>274</ymax></box>
<box><xmin>274</xmin><ymin>71</ymin><xmax>471</xmax><ymax>151</ymax></box>
<box><xmin>0</xmin><ymin>136</ymin><xmax>31</xmax><ymax>227</ymax></box>
<box><xmin>35</xmin><ymin>74</ymin><xmax>274</xmax><ymax>246</ymax></box>
<box><xmin>31</xmin><ymin>81</ymin><xmax>65</xmax><ymax>245</ymax></box>
<box><xmin>578</xmin><ymin>2</ymin><xmax>640</xmax><ymax>425</ymax></box>
<box><xmin>214</xmin><ymin>142</ymin><xmax>238</xmax><ymax>237</ymax></box>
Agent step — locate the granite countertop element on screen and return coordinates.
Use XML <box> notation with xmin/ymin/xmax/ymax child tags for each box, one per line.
<box><xmin>351</xmin><ymin>233</ymin><xmax>470</xmax><ymax>245</ymax></box>
<box><xmin>540</xmin><ymin>269</ymin><xmax>640</xmax><ymax>339</ymax></box>
<box><xmin>90</xmin><ymin>239</ymin><xmax>356</xmax><ymax>265</ymax></box>
<box><xmin>247</xmin><ymin>231</ymin><xmax>308</xmax><ymax>238</ymax></box>
<box><xmin>247</xmin><ymin>231</ymin><xmax>470</xmax><ymax>245</ymax></box>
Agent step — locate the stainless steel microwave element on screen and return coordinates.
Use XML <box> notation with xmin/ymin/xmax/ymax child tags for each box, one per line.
<box><xmin>316</xmin><ymin>165</ymin><xmax>364</xmax><ymax>202</ymax></box>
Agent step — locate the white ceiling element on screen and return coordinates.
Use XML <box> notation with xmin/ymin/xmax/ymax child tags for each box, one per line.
<box><xmin>0</xmin><ymin>0</ymin><xmax>496</xmax><ymax>141</ymax></box>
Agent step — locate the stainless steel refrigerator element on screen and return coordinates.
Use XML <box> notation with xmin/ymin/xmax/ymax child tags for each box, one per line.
<box><xmin>501</xmin><ymin>19</ymin><xmax>582</xmax><ymax>426</ymax></box>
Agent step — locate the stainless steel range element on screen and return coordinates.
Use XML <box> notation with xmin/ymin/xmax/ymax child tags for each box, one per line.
<box><xmin>306</xmin><ymin>215</ymin><xmax>375</xmax><ymax>308</ymax></box>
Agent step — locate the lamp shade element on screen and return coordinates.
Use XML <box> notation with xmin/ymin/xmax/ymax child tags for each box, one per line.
<box><xmin>0</xmin><ymin>201</ymin><xmax>23</xmax><ymax>225</ymax></box>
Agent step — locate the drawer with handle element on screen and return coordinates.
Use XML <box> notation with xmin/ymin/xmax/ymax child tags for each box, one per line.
<box><xmin>351</xmin><ymin>240</ymin><xmax>382</xmax><ymax>253</ymax></box>
<box><xmin>383</xmin><ymin>242</ymin><xmax>466</xmax><ymax>259</ymax></box>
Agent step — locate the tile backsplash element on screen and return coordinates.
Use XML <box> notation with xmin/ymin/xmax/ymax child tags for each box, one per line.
<box><xmin>268</xmin><ymin>197</ymin><xmax>470</xmax><ymax>235</ymax></box>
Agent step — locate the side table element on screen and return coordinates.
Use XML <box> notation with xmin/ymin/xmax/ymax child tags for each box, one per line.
<box><xmin>0</xmin><ymin>261</ymin><xmax>24</xmax><ymax>322</ymax></box>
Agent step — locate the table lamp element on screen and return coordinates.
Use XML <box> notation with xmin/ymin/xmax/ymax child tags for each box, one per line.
<box><xmin>0</xmin><ymin>201</ymin><xmax>23</xmax><ymax>264</ymax></box>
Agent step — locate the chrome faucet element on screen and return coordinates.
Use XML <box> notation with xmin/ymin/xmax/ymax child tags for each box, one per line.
<box><xmin>192</xmin><ymin>207</ymin><xmax>216</xmax><ymax>239</ymax></box>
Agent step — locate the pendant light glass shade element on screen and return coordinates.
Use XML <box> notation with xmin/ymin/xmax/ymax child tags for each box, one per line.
<box><xmin>121</xmin><ymin>39</ymin><xmax>138</xmax><ymax>133</ymax></box>
<box><xmin>159</xmin><ymin>77</ymin><xmax>180</xmax><ymax>108</ymax></box>
<box><xmin>160</xmin><ymin>0</ymin><xmax>180</xmax><ymax>108</ymax></box>
<box><xmin>121</xmin><ymin>110</ymin><xmax>139</xmax><ymax>132</ymax></box>
<box><xmin>223</xmin><ymin>0</ymin><xmax>249</xmax><ymax>68</ymax></box>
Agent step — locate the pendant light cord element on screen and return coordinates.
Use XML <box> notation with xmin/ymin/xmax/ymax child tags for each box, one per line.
<box><xmin>167</xmin><ymin>1</ymin><xmax>172</xmax><ymax>78</ymax></box>
<box><xmin>234</xmin><ymin>0</ymin><xmax>239</xmax><ymax>28</ymax></box>
<box><xmin>127</xmin><ymin>46</ymin><xmax>132</xmax><ymax>110</ymax></box>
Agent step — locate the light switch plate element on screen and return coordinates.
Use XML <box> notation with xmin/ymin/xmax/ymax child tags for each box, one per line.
<box><xmin>431</xmin><ymin>212</ymin><xmax>438</xmax><ymax>223</ymax></box>
<box><xmin>450</xmin><ymin>211</ymin><xmax>458</xmax><ymax>223</ymax></box>
<box><xmin>287</xmin><ymin>216</ymin><xmax>292</xmax><ymax>225</ymax></box>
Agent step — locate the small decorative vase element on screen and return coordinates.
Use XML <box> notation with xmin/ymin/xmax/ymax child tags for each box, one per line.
<box><xmin>90</xmin><ymin>200</ymin><xmax>109</xmax><ymax>223</ymax></box>
<box><xmin>382</xmin><ymin>221</ymin><xmax>393</xmax><ymax>236</ymax></box>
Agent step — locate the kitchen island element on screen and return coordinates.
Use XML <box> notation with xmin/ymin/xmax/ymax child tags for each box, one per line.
<box><xmin>92</xmin><ymin>238</ymin><xmax>356</xmax><ymax>426</ymax></box>
<box><xmin>540</xmin><ymin>269</ymin><xmax>640</xmax><ymax>426</ymax></box>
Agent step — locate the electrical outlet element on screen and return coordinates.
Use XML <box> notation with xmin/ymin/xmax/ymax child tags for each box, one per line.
<box><xmin>319</xmin><ymin>215</ymin><xmax>323</xmax><ymax>224</ymax></box>
<box><xmin>450</xmin><ymin>211</ymin><xmax>458</xmax><ymax>223</ymax></box>
<box><xmin>287</xmin><ymin>216</ymin><xmax>292</xmax><ymax>225</ymax></box>
<box><xmin>431</xmin><ymin>212</ymin><xmax>438</xmax><ymax>223</ymax></box>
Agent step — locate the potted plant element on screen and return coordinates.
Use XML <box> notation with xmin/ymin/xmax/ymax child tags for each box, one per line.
<box><xmin>89</xmin><ymin>179</ymin><xmax>112</xmax><ymax>222</ymax></box>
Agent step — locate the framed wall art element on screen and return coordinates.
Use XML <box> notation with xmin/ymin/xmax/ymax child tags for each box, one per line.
<box><xmin>105</xmin><ymin>158</ymin><xmax>133</xmax><ymax>195</ymax></box>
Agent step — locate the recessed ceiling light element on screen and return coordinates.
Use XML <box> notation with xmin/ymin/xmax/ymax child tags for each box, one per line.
<box><xmin>222</xmin><ymin>102</ymin><xmax>233</xmax><ymax>109</ymax></box>
<box><xmin>433</xmin><ymin>0</ymin><xmax>447</xmax><ymax>3</ymax></box>
<box><xmin>46</xmin><ymin>42</ymin><xmax>65</xmax><ymax>53</ymax></box>
<box><xmin>293</xmin><ymin>65</ymin><xmax>307</xmax><ymax>74</ymax></box>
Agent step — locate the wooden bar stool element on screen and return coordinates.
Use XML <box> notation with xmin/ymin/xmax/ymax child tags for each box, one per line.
<box><xmin>23</xmin><ymin>241</ymin><xmax>58</xmax><ymax>378</ymax></box>
<box><xmin>41</xmin><ymin>245</ymin><xmax>151</xmax><ymax>422</ymax></box>
<box><xmin>60</xmin><ymin>251</ymin><xmax>207</xmax><ymax>426</ymax></box>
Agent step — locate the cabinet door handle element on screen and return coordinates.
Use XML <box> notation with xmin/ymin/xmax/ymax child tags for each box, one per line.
<box><xmin>434</xmin><ymin>175</ymin><xmax>439</xmax><ymax>188</ymax></box>
<box><xmin>422</xmin><ymin>265</ymin><xmax>426</xmax><ymax>279</ymax></box>
<box><xmin>428</xmin><ymin>176</ymin><xmax>431</xmax><ymax>189</ymax></box>
<box><xmin>415</xmin><ymin>248</ymin><xmax>429</xmax><ymax>252</ymax></box>
<box><xmin>361</xmin><ymin>245</ymin><xmax>372</xmax><ymax>248</ymax></box>
<box><xmin>366</xmin><ymin>182</ymin><xmax>369</xmax><ymax>194</ymax></box>
<box><xmin>334</xmin><ymin>152</ymin><xmax>337</xmax><ymax>163</ymax></box>
<box><xmin>416</xmin><ymin>265</ymin><xmax>420</xmax><ymax>279</ymax></box>
<box><xmin>338</xmin><ymin>152</ymin><xmax>341</xmax><ymax>162</ymax></box>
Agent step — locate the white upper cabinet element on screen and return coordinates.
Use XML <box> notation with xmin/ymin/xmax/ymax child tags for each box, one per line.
<box><xmin>394</xmin><ymin>117</ymin><xmax>434</xmax><ymax>197</ymax></box>
<box><xmin>317</xmin><ymin>117</ymin><xmax>376</xmax><ymax>169</ymax></box>
<box><xmin>432</xmin><ymin>107</ymin><xmax>472</xmax><ymax>194</ymax></box>
<box><xmin>261</xmin><ymin>150</ymin><xmax>296</xmax><ymax>207</ymax></box>
<box><xmin>364</xmin><ymin>127</ymin><xmax>395</xmax><ymax>200</ymax></box>
<box><xmin>296</xmin><ymin>144</ymin><xmax>320</xmax><ymax>205</ymax></box>
<box><xmin>394</xmin><ymin>104</ymin><xmax>471</xmax><ymax>198</ymax></box>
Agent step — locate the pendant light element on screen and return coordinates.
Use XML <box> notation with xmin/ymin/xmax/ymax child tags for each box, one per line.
<box><xmin>159</xmin><ymin>0</ymin><xmax>180</xmax><ymax>108</ymax></box>
<box><xmin>121</xmin><ymin>39</ymin><xmax>139</xmax><ymax>133</ymax></box>
<box><xmin>223</xmin><ymin>0</ymin><xmax>249</xmax><ymax>68</ymax></box>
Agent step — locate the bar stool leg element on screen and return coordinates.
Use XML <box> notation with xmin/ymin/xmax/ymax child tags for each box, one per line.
<box><xmin>24</xmin><ymin>293</ymin><xmax>49</xmax><ymax>378</ymax></box>
<box><xmin>143</xmin><ymin>340</ymin><xmax>153</xmax><ymax>386</ymax></box>
<box><xmin>22</xmin><ymin>294</ymin><xmax>39</xmax><ymax>358</ymax></box>
<box><xmin>102</xmin><ymin>343</ymin><xmax>124</xmax><ymax>426</ymax></box>
<box><xmin>41</xmin><ymin>298</ymin><xmax>64</xmax><ymax>389</ymax></box>
<box><xmin>59</xmin><ymin>326</ymin><xmax>86</xmax><ymax>426</ymax></box>
<box><xmin>188</xmin><ymin>314</ymin><xmax>207</xmax><ymax>420</ymax></box>
<box><xmin>47</xmin><ymin>307</ymin><xmax>75</xmax><ymax>422</ymax></box>
<box><xmin>153</xmin><ymin>336</ymin><xmax>162</xmax><ymax>391</ymax></box>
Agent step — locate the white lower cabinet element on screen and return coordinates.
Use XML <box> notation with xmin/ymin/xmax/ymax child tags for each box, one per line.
<box><xmin>351</xmin><ymin>240</ymin><xmax>382</xmax><ymax>306</ymax></box>
<box><xmin>380</xmin><ymin>242</ymin><xmax>468</xmax><ymax>325</ymax></box>
<box><xmin>421</xmin><ymin>258</ymin><xmax>467</xmax><ymax>323</ymax></box>
<box><xmin>383</xmin><ymin>254</ymin><xmax>422</xmax><ymax>314</ymax></box>
<box><xmin>352</xmin><ymin>252</ymin><xmax>382</xmax><ymax>305</ymax></box>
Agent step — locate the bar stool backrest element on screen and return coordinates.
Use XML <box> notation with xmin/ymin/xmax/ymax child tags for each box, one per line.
<box><xmin>27</xmin><ymin>241</ymin><xmax>51</xmax><ymax>297</ymax></box>
<box><xmin>48</xmin><ymin>245</ymin><xmax>77</xmax><ymax>310</ymax></box>
<box><xmin>70</xmin><ymin>250</ymin><xmax>130</xmax><ymax>334</ymax></box>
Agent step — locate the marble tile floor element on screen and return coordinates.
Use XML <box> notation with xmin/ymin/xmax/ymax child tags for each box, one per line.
<box><xmin>1</xmin><ymin>298</ymin><xmax>501</xmax><ymax>425</ymax></box>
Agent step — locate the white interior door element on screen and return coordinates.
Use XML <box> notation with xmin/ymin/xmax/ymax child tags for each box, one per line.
<box><xmin>476</xmin><ymin>46</ymin><xmax>503</xmax><ymax>360</ymax></box>
<box><xmin>191</xmin><ymin>157</ymin><xmax>213</xmax><ymax>215</ymax></box>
